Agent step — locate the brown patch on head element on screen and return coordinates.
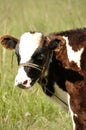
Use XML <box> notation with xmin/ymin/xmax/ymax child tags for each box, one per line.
<box><xmin>40</xmin><ymin>35</ymin><xmax>47</xmax><ymax>47</ymax></box>
<box><xmin>54</xmin><ymin>36</ymin><xmax>66</xmax><ymax>53</ymax></box>
<box><xmin>46</xmin><ymin>35</ymin><xmax>66</xmax><ymax>46</ymax></box>
<box><xmin>0</xmin><ymin>35</ymin><xmax>18</xmax><ymax>50</ymax></box>
<box><xmin>40</xmin><ymin>35</ymin><xmax>50</xmax><ymax>48</ymax></box>
<box><xmin>45</xmin><ymin>35</ymin><xmax>66</xmax><ymax>51</ymax></box>
<box><xmin>45</xmin><ymin>35</ymin><xmax>68</xmax><ymax>67</ymax></box>
<box><xmin>57</xmin><ymin>35</ymin><xmax>66</xmax><ymax>44</ymax></box>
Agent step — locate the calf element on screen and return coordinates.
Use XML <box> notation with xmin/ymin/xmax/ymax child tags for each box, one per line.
<box><xmin>0</xmin><ymin>28</ymin><xmax>86</xmax><ymax>130</ymax></box>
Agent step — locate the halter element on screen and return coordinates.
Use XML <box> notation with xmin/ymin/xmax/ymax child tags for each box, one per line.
<box><xmin>18</xmin><ymin>48</ymin><xmax>68</xmax><ymax>109</ymax></box>
<box><xmin>19</xmin><ymin>62</ymin><xmax>43</xmax><ymax>71</ymax></box>
<box><xmin>19</xmin><ymin>50</ymin><xmax>51</xmax><ymax>77</ymax></box>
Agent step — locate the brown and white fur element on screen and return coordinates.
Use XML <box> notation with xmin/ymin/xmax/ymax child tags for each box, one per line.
<box><xmin>0</xmin><ymin>28</ymin><xmax>86</xmax><ymax>130</ymax></box>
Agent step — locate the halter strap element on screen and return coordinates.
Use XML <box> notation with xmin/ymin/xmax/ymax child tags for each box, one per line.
<box><xmin>18</xmin><ymin>52</ymin><xmax>68</xmax><ymax>108</ymax></box>
<box><xmin>19</xmin><ymin>62</ymin><xmax>43</xmax><ymax>71</ymax></box>
<box><xmin>19</xmin><ymin>50</ymin><xmax>51</xmax><ymax>74</ymax></box>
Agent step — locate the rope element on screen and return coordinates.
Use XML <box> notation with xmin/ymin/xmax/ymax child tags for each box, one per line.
<box><xmin>19</xmin><ymin>62</ymin><xmax>42</xmax><ymax>71</ymax></box>
<box><xmin>18</xmin><ymin>50</ymin><xmax>68</xmax><ymax>107</ymax></box>
<box><xmin>44</xmin><ymin>86</ymin><xmax>68</xmax><ymax>107</ymax></box>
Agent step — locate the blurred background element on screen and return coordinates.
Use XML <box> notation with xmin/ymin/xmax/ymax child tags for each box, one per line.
<box><xmin>0</xmin><ymin>0</ymin><xmax>86</xmax><ymax>130</ymax></box>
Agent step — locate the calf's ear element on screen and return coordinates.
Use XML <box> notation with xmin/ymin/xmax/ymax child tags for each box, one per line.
<box><xmin>48</xmin><ymin>35</ymin><xmax>66</xmax><ymax>50</ymax></box>
<box><xmin>0</xmin><ymin>35</ymin><xmax>18</xmax><ymax>50</ymax></box>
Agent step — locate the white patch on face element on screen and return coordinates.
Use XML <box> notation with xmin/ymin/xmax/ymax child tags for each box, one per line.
<box><xmin>63</xmin><ymin>36</ymin><xmax>84</xmax><ymax>68</ymax></box>
<box><xmin>19</xmin><ymin>32</ymin><xmax>43</xmax><ymax>63</ymax></box>
<box><xmin>15</xmin><ymin>67</ymin><xmax>31</xmax><ymax>88</ymax></box>
<box><xmin>15</xmin><ymin>32</ymin><xmax>43</xmax><ymax>88</ymax></box>
<box><xmin>68</xmin><ymin>94</ymin><xmax>76</xmax><ymax>130</ymax></box>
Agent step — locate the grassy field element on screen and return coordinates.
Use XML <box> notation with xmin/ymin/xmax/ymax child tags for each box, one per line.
<box><xmin>0</xmin><ymin>0</ymin><xmax>86</xmax><ymax>130</ymax></box>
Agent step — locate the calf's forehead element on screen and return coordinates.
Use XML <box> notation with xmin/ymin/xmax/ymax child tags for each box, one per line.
<box><xmin>19</xmin><ymin>32</ymin><xmax>43</xmax><ymax>63</ymax></box>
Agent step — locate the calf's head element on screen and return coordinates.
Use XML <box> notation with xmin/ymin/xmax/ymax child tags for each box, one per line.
<box><xmin>0</xmin><ymin>32</ymin><xmax>62</xmax><ymax>89</ymax></box>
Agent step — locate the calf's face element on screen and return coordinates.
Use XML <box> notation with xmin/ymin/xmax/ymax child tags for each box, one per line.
<box><xmin>0</xmin><ymin>32</ymin><xmax>48</xmax><ymax>89</ymax></box>
<box><xmin>0</xmin><ymin>32</ymin><xmax>61</xmax><ymax>89</ymax></box>
<box><xmin>15</xmin><ymin>32</ymin><xmax>48</xmax><ymax>88</ymax></box>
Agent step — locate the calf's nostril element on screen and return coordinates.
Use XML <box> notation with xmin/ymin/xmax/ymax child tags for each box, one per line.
<box><xmin>23</xmin><ymin>80</ymin><xmax>28</xmax><ymax>85</ymax></box>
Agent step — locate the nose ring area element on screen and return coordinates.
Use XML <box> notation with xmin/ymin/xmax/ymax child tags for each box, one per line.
<box><xmin>15</xmin><ymin>78</ymin><xmax>31</xmax><ymax>89</ymax></box>
<box><xmin>22</xmin><ymin>80</ymin><xmax>28</xmax><ymax>85</ymax></box>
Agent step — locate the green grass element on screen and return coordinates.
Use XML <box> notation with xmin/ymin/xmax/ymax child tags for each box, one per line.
<box><xmin>0</xmin><ymin>0</ymin><xmax>86</xmax><ymax>130</ymax></box>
